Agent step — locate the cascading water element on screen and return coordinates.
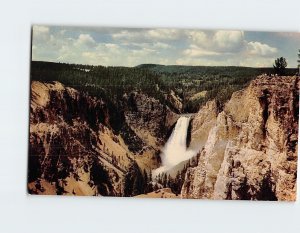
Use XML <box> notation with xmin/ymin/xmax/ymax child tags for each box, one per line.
<box><xmin>153</xmin><ymin>116</ymin><xmax>196</xmax><ymax>176</ymax></box>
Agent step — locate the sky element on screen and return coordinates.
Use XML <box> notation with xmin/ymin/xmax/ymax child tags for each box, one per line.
<box><xmin>32</xmin><ymin>25</ymin><xmax>300</xmax><ymax>67</ymax></box>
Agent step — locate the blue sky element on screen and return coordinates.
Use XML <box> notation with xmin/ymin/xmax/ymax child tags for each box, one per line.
<box><xmin>32</xmin><ymin>25</ymin><xmax>300</xmax><ymax>67</ymax></box>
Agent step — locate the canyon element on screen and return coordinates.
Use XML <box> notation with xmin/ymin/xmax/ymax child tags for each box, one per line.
<box><xmin>28</xmin><ymin>81</ymin><xmax>177</xmax><ymax>196</ymax></box>
<box><xmin>28</xmin><ymin>74</ymin><xmax>299</xmax><ymax>201</ymax></box>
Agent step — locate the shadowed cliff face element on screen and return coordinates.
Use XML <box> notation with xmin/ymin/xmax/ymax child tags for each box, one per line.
<box><xmin>123</xmin><ymin>91</ymin><xmax>179</xmax><ymax>150</ymax></box>
<box><xmin>181</xmin><ymin>75</ymin><xmax>299</xmax><ymax>201</ymax></box>
<box><xmin>28</xmin><ymin>81</ymin><xmax>176</xmax><ymax>196</ymax></box>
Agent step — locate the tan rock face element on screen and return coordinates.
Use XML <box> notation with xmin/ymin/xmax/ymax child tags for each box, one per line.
<box><xmin>29</xmin><ymin>81</ymin><xmax>127</xmax><ymax>196</ymax></box>
<box><xmin>123</xmin><ymin>91</ymin><xmax>179</xmax><ymax>150</ymax></box>
<box><xmin>189</xmin><ymin>100</ymin><xmax>219</xmax><ymax>151</ymax></box>
<box><xmin>28</xmin><ymin>81</ymin><xmax>178</xmax><ymax>196</ymax></box>
<box><xmin>181</xmin><ymin>75</ymin><xmax>299</xmax><ymax>201</ymax></box>
<box><xmin>165</xmin><ymin>90</ymin><xmax>183</xmax><ymax>113</ymax></box>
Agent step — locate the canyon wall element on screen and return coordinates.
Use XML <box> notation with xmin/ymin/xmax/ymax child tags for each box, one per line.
<box><xmin>28</xmin><ymin>74</ymin><xmax>299</xmax><ymax>201</ymax></box>
<box><xmin>28</xmin><ymin>81</ymin><xmax>176</xmax><ymax>196</ymax></box>
<box><xmin>182</xmin><ymin>75</ymin><xmax>299</xmax><ymax>201</ymax></box>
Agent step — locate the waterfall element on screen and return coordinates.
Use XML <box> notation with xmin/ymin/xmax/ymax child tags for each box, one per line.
<box><xmin>153</xmin><ymin>116</ymin><xmax>196</xmax><ymax>176</ymax></box>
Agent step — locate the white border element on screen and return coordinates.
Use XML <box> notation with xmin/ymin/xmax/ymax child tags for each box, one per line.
<box><xmin>0</xmin><ymin>0</ymin><xmax>299</xmax><ymax>232</ymax></box>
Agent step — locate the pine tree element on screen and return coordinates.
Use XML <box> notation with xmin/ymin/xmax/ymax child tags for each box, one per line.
<box><xmin>124</xmin><ymin>161</ymin><xmax>145</xmax><ymax>196</ymax></box>
<box><xmin>149</xmin><ymin>169</ymin><xmax>152</xmax><ymax>182</ymax></box>
<box><xmin>167</xmin><ymin>174</ymin><xmax>172</xmax><ymax>188</ymax></box>
<box><xmin>162</xmin><ymin>173</ymin><xmax>168</xmax><ymax>187</ymax></box>
<box><xmin>273</xmin><ymin>57</ymin><xmax>287</xmax><ymax>75</ymax></box>
<box><xmin>90</xmin><ymin>159</ymin><xmax>111</xmax><ymax>196</ymax></box>
<box><xmin>143</xmin><ymin>169</ymin><xmax>148</xmax><ymax>189</ymax></box>
<box><xmin>157</xmin><ymin>173</ymin><xmax>162</xmax><ymax>184</ymax></box>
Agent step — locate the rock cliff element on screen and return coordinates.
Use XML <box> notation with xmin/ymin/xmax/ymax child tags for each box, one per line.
<box><xmin>122</xmin><ymin>91</ymin><xmax>178</xmax><ymax>151</ymax></box>
<box><xmin>28</xmin><ymin>81</ymin><xmax>176</xmax><ymax>196</ymax></box>
<box><xmin>181</xmin><ymin>75</ymin><xmax>299</xmax><ymax>201</ymax></box>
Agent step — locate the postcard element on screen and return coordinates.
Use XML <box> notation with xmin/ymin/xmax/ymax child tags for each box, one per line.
<box><xmin>28</xmin><ymin>25</ymin><xmax>299</xmax><ymax>201</ymax></box>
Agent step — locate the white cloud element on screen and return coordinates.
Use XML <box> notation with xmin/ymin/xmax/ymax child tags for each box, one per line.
<box><xmin>181</xmin><ymin>30</ymin><xmax>278</xmax><ymax>67</ymax></box>
<box><xmin>31</xmin><ymin>26</ymin><xmax>287</xmax><ymax>67</ymax></box>
<box><xmin>53</xmin><ymin>36</ymin><xmax>159</xmax><ymax>66</ymax></box>
<box><xmin>153</xmin><ymin>42</ymin><xmax>172</xmax><ymax>49</ymax></box>
<box><xmin>187</xmin><ymin>31</ymin><xmax>208</xmax><ymax>45</ymax></box>
<box><xmin>75</xmin><ymin>34</ymin><xmax>96</xmax><ymax>47</ymax></box>
<box><xmin>80</xmin><ymin>51</ymin><xmax>110</xmax><ymax>65</ymax></box>
<box><xmin>112</xmin><ymin>29</ymin><xmax>182</xmax><ymax>43</ymax></box>
<box><xmin>247</xmin><ymin>41</ymin><xmax>278</xmax><ymax>56</ymax></box>
<box><xmin>122</xmin><ymin>42</ymin><xmax>172</xmax><ymax>51</ymax></box>
<box><xmin>182</xmin><ymin>30</ymin><xmax>246</xmax><ymax>60</ymax></box>
<box><xmin>60</xmin><ymin>30</ymin><xmax>66</xmax><ymax>35</ymax></box>
<box><xmin>183</xmin><ymin>44</ymin><xmax>220</xmax><ymax>57</ymax></box>
<box><xmin>147</xmin><ymin>29</ymin><xmax>181</xmax><ymax>40</ymax></box>
<box><xmin>33</xmin><ymin>25</ymin><xmax>49</xmax><ymax>35</ymax></box>
<box><xmin>104</xmin><ymin>43</ymin><xmax>119</xmax><ymax>49</ymax></box>
<box><xmin>213</xmin><ymin>30</ymin><xmax>245</xmax><ymax>52</ymax></box>
<box><xmin>111</xmin><ymin>30</ymin><xmax>135</xmax><ymax>40</ymax></box>
<box><xmin>132</xmin><ymin>48</ymin><xmax>156</xmax><ymax>56</ymax></box>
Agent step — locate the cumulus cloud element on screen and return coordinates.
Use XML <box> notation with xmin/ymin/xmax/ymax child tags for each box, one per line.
<box><xmin>185</xmin><ymin>30</ymin><xmax>245</xmax><ymax>53</ymax></box>
<box><xmin>53</xmin><ymin>35</ymin><xmax>159</xmax><ymax>66</ymax></box>
<box><xmin>122</xmin><ymin>42</ymin><xmax>172</xmax><ymax>51</ymax></box>
<box><xmin>111</xmin><ymin>30</ymin><xmax>137</xmax><ymax>40</ymax></box>
<box><xmin>247</xmin><ymin>41</ymin><xmax>277</xmax><ymax>56</ymax></box>
<box><xmin>180</xmin><ymin>30</ymin><xmax>278</xmax><ymax>67</ymax></box>
<box><xmin>187</xmin><ymin>31</ymin><xmax>208</xmax><ymax>45</ymax></box>
<box><xmin>213</xmin><ymin>30</ymin><xmax>245</xmax><ymax>52</ymax></box>
<box><xmin>112</xmin><ymin>28</ymin><xmax>182</xmax><ymax>43</ymax></box>
<box><xmin>32</xmin><ymin>26</ymin><xmax>293</xmax><ymax>67</ymax></box>
<box><xmin>181</xmin><ymin>30</ymin><xmax>246</xmax><ymax>61</ymax></box>
<box><xmin>75</xmin><ymin>34</ymin><xmax>96</xmax><ymax>48</ymax></box>
<box><xmin>132</xmin><ymin>48</ymin><xmax>156</xmax><ymax>55</ymax></box>
<box><xmin>183</xmin><ymin>44</ymin><xmax>220</xmax><ymax>57</ymax></box>
<box><xmin>147</xmin><ymin>29</ymin><xmax>182</xmax><ymax>40</ymax></box>
<box><xmin>153</xmin><ymin>42</ymin><xmax>172</xmax><ymax>49</ymax></box>
<box><xmin>104</xmin><ymin>43</ymin><xmax>119</xmax><ymax>49</ymax></box>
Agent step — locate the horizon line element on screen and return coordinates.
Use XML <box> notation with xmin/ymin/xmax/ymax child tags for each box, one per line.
<box><xmin>31</xmin><ymin>60</ymin><xmax>299</xmax><ymax>69</ymax></box>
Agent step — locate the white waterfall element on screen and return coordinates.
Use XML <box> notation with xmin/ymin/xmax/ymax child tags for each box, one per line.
<box><xmin>153</xmin><ymin>116</ymin><xmax>196</xmax><ymax>176</ymax></box>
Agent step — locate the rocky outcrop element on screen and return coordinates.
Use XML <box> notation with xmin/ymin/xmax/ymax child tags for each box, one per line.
<box><xmin>28</xmin><ymin>81</ymin><xmax>175</xmax><ymax>196</ymax></box>
<box><xmin>123</xmin><ymin>91</ymin><xmax>178</xmax><ymax>150</ymax></box>
<box><xmin>28</xmin><ymin>81</ymin><xmax>129</xmax><ymax>196</ymax></box>
<box><xmin>165</xmin><ymin>90</ymin><xmax>183</xmax><ymax>113</ymax></box>
<box><xmin>181</xmin><ymin>75</ymin><xmax>299</xmax><ymax>201</ymax></box>
<box><xmin>189</xmin><ymin>100</ymin><xmax>219</xmax><ymax>151</ymax></box>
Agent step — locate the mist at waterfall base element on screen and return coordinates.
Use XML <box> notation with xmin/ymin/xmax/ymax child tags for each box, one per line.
<box><xmin>153</xmin><ymin>116</ymin><xmax>197</xmax><ymax>177</ymax></box>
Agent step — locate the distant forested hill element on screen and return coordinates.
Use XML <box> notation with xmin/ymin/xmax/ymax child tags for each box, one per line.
<box><xmin>31</xmin><ymin>61</ymin><xmax>298</xmax><ymax>113</ymax></box>
<box><xmin>137</xmin><ymin>64</ymin><xmax>297</xmax><ymax>111</ymax></box>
